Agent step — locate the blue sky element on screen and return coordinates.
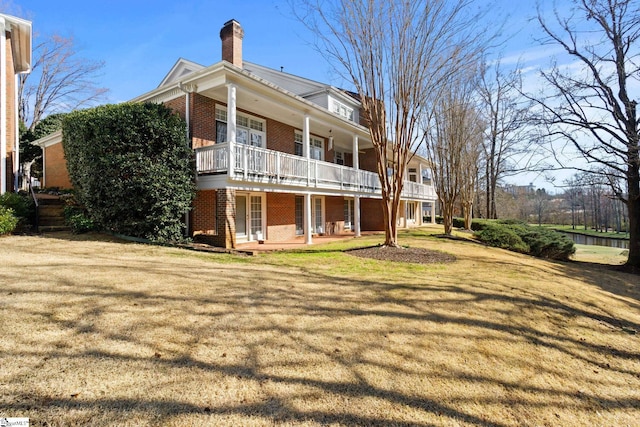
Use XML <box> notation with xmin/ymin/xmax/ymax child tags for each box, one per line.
<box><xmin>13</xmin><ymin>0</ymin><xmax>548</xmax><ymax>102</ymax></box>
<box><xmin>9</xmin><ymin>0</ymin><xmax>570</xmax><ymax>187</ymax></box>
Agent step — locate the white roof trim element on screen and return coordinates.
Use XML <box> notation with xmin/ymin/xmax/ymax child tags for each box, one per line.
<box><xmin>132</xmin><ymin>60</ymin><xmax>371</xmax><ymax>137</ymax></box>
<box><xmin>158</xmin><ymin>58</ymin><xmax>205</xmax><ymax>87</ymax></box>
<box><xmin>0</xmin><ymin>13</ymin><xmax>32</xmax><ymax>73</ymax></box>
<box><xmin>32</xmin><ymin>130</ymin><xmax>62</xmax><ymax>148</ymax></box>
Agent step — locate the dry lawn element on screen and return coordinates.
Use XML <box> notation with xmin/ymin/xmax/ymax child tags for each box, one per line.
<box><xmin>0</xmin><ymin>229</ymin><xmax>639</xmax><ymax>426</ymax></box>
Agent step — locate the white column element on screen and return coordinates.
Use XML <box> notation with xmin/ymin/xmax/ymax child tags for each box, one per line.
<box><xmin>305</xmin><ymin>192</ymin><xmax>313</xmax><ymax>244</ymax></box>
<box><xmin>1</xmin><ymin>17</ymin><xmax>7</xmax><ymax>194</ymax></box>
<box><xmin>227</xmin><ymin>84</ymin><xmax>237</xmax><ymax>179</ymax></box>
<box><xmin>352</xmin><ymin>134</ymin><xmax>359</xmax><ymax>170</ymax></box>
<box><xmin>303</xmin><ymin>114</ymin><xmax>310</xmax><ymax>186</ymax></box>
<box><xmin>353</xmin><ymin>134</ymin><xmax>361</xmax><ymax>236</ymax></box>
<box><xmin>354</xmin><ymin>195</ymin><xmax>361</xmax><ymax>237</ymax></box>
<box><xmin>431</xmin><ymin>202</ymin><xmax>436</xmax><ymax>224</ymax></box>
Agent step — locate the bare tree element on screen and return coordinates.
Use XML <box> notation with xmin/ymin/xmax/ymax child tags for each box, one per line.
<box><xmin>460</xmin><ymin>111</ymin><xmax>483</xmax><ymax>229</ymax></box>
<box><xmin>532</xmin><ymin>0</ymin><xmax>640</xmax><ymax>270</ymax></box>
<box><xmin>425</xmin><ymin>70</ymin><xmax>481</xmax><ymax>235</ymax></box>
<box><xmin>295</xmin><ymin>0</ymin><xmax>487</xmax><ymax>246</ymax></box>
<box><xmin>19</xmin><ymin>34</ymin><xmax>107</xmax><ymax>130</ymax></box>
<box><xmin>477</xmin><ymin>60</ymin><xmax>532</xmax><ymax>219</ymax></box>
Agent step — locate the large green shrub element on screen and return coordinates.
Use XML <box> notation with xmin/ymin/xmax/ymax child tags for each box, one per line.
<box><xmin>518</xmin><ymin>227</ymin><xmax>576</xmax><ymax>260</ymax></box>
<box><xmin>0</xmin><ymin>192</ymin><xmax>33</xmax><ymax>220</ymax></box>
<box><xmin>474</xmin><ymin>221</ymin><xmax>575</xmax><ymax>260</ymax></box>
<box><xmin>62</xmin><ymin>103</ymin><xmax>195</xmax><ymax>242</ymax></box>
<box><xmin>0</xmin><ymin>192</ymin><xmax>35</xmax><ymax>230</ymax></box>
<box><xmin>0</xmin><ymin>206</ymin><xmax>18</xmax><ymax>235</ymax></box>
<box><xmin>474</xmin><ymin>223</ymin><xmax>529</xmax><ymax>253</ymax></box>
<box><xmin>61</xmin><ymin>193</ymin><xmax>96</xmax><ymax>234</ymax></box>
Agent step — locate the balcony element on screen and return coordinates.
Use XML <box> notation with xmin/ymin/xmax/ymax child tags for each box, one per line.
<box><xmin>195</xmin><ymin>143</ymin><xmax>437</xmax><ymax>200</ymax></box>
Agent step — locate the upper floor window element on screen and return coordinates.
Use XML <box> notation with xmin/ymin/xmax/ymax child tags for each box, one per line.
<box><xmin>335</xmin><ymin>150</ymin><xmax>344</xmax><ymax>165</ymax></box>
<box><xmin>408</xmin><ymin>168</ymin><xmax>418</xmax><ymax>182</ymax></box>
<box><xmin>332</xmin><ymin>99</ymin><xmax>354</xmax><ymax>121</ymax></box>
<box><xmin>295</xmin><ymin>131</ymin><xmax>324</xmax><ymax>160</ymax></box>
<box><xmin>215</xmin><ymin>106</ymin><xmax>265</xmax><ymax>147</ymax></box>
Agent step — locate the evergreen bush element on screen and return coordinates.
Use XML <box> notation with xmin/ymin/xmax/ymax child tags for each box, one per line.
<box><xmin>474</xmin><ymin>221</ymin><xmax>575</xmax><ymax>260</ymax></box>
<box><xmin>474</xmin><ymin>223</ymin><xmax>529</xmax><ymax>253</ymax></box>
<box><xmin>0</xmin><ymin>206</ymin><xmax>18</xmax><ymax>235</ymax></box>
<box><xmin>62</xmin><ymin>103</ymin><xmax>195</xmax><ymax>242</ymax></box>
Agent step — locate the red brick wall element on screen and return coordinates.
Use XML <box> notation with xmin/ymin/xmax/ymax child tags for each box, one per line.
<box><xmin>190</xmin><ymin>94</ymin><xmax>216</xmax><ymax>149</ymax></box>
<box><xmin>216</xmin><ymin>188</ymin><xmax>236</xmax><ymax>248</ymax></box>
<box><xmin>266</xmin><ymin>192</ymin><xmax>296</xmax><ymax>241</ymax></box>
<box><xmin>44</xmin><ymin>143</ymin><xmax>72</xmax><ymax>189</ymax></box>
<box><xmin>267</xmin><ymin>120</ymin><xmax>296</xmax><ymax>154</ymax></box>
<box><xmin>165</xmin><ymin>96</ymin><xmax>186</xmax><ymax>120</ymax></box>
<box><xmin>325</xmin><ymin>196</ymin><xmax>346</xmax><ymax>235</ymax></box>
<box><xmin>359</xmin><ymin>148</ymin><xmax>379</xmax><ymax>173</ymax></box>
<box><xmin>360</xmin><ymin>197</ymin><xmax>385</xmax><ymax>231</ymax></box>
<box><xmin>191</xmin><ymin>190</ymin><xmax>217</xmax><ymax>235</ymax></box>
<box><xmin>4</xmin><ymin>31</ymin><xmax>15</xmax><ymax>189</ymax></box>
<box><xmin>344</xmin><ymin>153</ymin><xmax>353</xmax><ymax>168</ymax></box>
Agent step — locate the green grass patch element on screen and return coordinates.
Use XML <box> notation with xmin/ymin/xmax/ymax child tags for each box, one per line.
<box><xmin>542</xmin><ymin>224</ymin><xmax>629</xmax><ymax>239</ymax></box>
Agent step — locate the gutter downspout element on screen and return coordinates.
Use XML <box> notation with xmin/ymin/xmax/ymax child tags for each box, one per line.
<box><xmin>177</xmin><ymin>82</ymin><xmax>196</xmax><ymax>147</ymax></box>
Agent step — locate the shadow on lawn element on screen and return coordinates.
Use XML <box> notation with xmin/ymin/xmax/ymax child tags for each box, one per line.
<box><xmin>2</xmin><ymin>236</ymin><xmax>640</xmax><ymax>426</ymax></box>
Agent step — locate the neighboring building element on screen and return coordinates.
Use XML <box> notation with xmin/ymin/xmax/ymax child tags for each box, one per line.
<box><xmin>504</xmin><ymin>182</ymin><xmax>536</xmax><ymax>196</ymax></box>
<box><xmin>34</xmin><ymin>19</ymin><xmax>437</xmax><ymax>248</ymax></box>
<box><xmin>0</xmin><ymin>13</ymin><xmax>31</xmax><ymax>194</ymax></box>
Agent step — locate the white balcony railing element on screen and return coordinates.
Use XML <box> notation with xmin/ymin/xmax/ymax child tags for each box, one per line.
<box><xmin>195</xmin><ymin>142</ymin><xmax>436</xmax><ymax>200</ymax></box>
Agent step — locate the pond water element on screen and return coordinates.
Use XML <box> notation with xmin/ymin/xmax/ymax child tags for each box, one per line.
<box><xmin>561</xmin><ymin>232</ymin><xmax>629</xmax><ymax>249</ymax></box>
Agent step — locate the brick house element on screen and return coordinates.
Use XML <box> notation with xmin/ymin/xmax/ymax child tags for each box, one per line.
<box><xmin>34</xmin><ymin>19</ymin><xmax>437</xmax><ymax>248</ymax></box>
<box><xmin>0</xmin><ymin>13</ymin><xmax>31</xmax><ymax>195</ymax></box>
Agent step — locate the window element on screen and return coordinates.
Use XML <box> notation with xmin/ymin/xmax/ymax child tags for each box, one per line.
<box><xmin>216</xmin><ymin>108</ymin><xmax>227</xmax><ymax>143</ymax></box>
<box><xmin>294</xmin><ymin>132</ymin><xmax>303</xmax><ymax>157</ymax></box>
<box><xmin>294</xmin><ymin>131</ymin><xmax>324</xmax><ymax>161</ymax></box>
<box><xmin>407</xmin><ymin>202</ymin><xmax>416</xmax><ymax>222</ymax></box>
<box><xmin>313</xmin><ymin>197</ymin><xmax>324</xmax><ymax>233</ymax></box>
<box><xmin>422</xmin><ymin>168</ymin><xmax>432</xmax><ymax>184</ymax></box>
<box><xmin>409</xmin><ymin>168</ymin><xmax>417</xmax><ymax>183</ymax></box>
<box><xmin>344</xmin><ymin>199</ymin><xmax>354</xmax><ymax>230</ymax></box>
<box><xmin>335</xmin><ymin>151</ymin><xmax>344</xmax><ymax>165</ymax></box>
<box><xmin>215</xmin><ymin>106</ymin><xmax>265</xmax><ymax>147</ymax></box>
<box><xmin>332</xmin><ymin>99</ymin><xmax>354</xmax><ymax>121</ymax></box>
<box><xmin>310</xmin><ymin>137</ymin><xmax>323</xmax><ymax>160</ymax></box>
<box><xmin>295</xmin><ymin>196</ymin><xmax>304</xmax><ymax>235</ymax></box>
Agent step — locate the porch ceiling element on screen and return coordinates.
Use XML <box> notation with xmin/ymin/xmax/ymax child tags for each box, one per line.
<box><xmin>197</xmin><ymin>81</ymin><xmax>372</xmax><ymax>152</ymax></box>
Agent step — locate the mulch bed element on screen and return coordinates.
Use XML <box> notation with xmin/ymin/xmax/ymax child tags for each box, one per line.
<box><xmin>346</xmin><ymin>245</ymin><xmax>456</xmax><ymax>264</ymax></box>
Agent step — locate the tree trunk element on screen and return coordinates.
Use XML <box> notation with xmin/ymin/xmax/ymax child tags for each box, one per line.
<box><xmin>442</xmin><ymin>201</ymin><xmax>454</xmax><ymax>235</ymax></box>
<box><xmin>462</xmin><ymin>202</ymin><xmax>473</xmax><ymax>229</ymax></box>
<box><xmin>625</xmin><ymin>168</ymin><xmax>640</xmax><ymax>269</ymax></box>
<box><xmin>382</xmin><ymin>196</ymin><xmax>399</xmax><ymax>247</ymax></box>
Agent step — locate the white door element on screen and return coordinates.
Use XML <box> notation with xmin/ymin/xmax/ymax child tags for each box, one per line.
<box><xmin>250</xmin><ymin>195</ymin><xmax>264</xmax><ymax>240</ymax></box>
<box><xmin>236</xmin><ymin>193</ymin><xmax>264</xmax><ymax>242</ymax></box>
<box><xmin>312</xmin><ymin>196</ymin><xmax>324</xmax><ymax>234</ymax></box>
<box><xmin>235</xmin><ymin>195</ymin><xmax>247</xmax><ymax>239</ymax></box>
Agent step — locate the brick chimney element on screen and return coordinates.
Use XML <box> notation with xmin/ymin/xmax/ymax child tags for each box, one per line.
<box><xmin>220</xmin><ymin>19</ymin><xmax>243</xmax><ymax>68</ymax></box>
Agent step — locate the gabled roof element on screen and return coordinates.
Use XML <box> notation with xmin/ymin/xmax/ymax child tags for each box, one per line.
<box><xmin>1</xmin><ymin>13</ymin><xmax>32</xmax><ymax>73</ymax></box>
<box><xmin>243</xmin><ymin>61</ymin><xmax>326</xmax><ymax>97</ymax></box>
<box><xmin>158</xmin><ymin>58</ymin><xmax>205</xmax><ymax>87</ymax></box>
<box><xmin>243</xmin><ymin>61</ymin><xmax>360</xmax><ymax>107</ymax></box>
